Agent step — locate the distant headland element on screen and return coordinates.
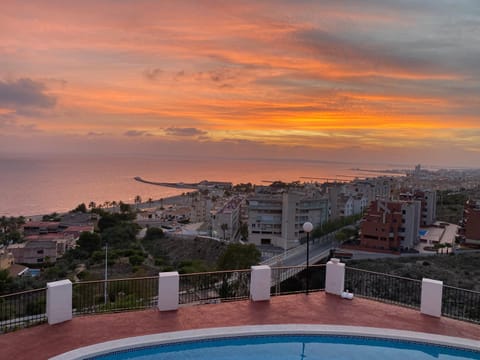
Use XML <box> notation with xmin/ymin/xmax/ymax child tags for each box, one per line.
<box><xmin>134</xmin><ymin>177</ymin><xmax>232</xmax><ymax>190</ymax></box>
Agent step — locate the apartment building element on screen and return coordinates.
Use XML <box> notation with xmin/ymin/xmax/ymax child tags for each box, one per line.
<box><xmin>190</xmin><ymin>197</ymin><xmax>213</xmax><ymax>223</ymax></box>
<box><xmin>360</xmin><ymin>199</ymin><xmax>421</xmax><ymax>253</ymax></box>
<box><xmin>211</xmin><ymin>197</ymin><xmax>243</xmax><ymax>241</ymax></box>
<box><xmin>10</xmin><ymin>219</ymin><xmax>94</xmax><ymax>264</ymax></box>
<box><xmin>248</xmin><ymin>191</ymin><xmax>329</xmax><ymax>250</ymax></box>
<box><xmin>463</xmin><ymin>199</ymin><xmax>480</xmax><ymax>244</ymax></box>
<box><xmin>8</xmin><ymin>240</ymin><xmax>59</xmax><ymax>264</ymax></box>
<box><xmin>399</xmin><ymin>190</ymin><xmax>437</xmax><ymax>226</ymax></box>
<box><xmin>327</xmin><ymin>177</ymin><xmax>393</xmax><ymax>220</ymax></box>
<box><xmin>348</xmin><ymin>177</ymin><xmax>394</xmax><ymax>202</ymax></box>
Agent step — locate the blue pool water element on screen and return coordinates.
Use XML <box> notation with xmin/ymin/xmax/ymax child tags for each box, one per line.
<box><xmin>419</xmin><ymin>229</ymin><xmax>428</xmax><ymax>236</ymax></box>
<box><xmin>89</xmin><ymin>335</ymin><xmax>480</xmax><ymax>360</ymax></box>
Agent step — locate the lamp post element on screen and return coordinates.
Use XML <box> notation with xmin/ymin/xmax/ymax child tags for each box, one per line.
<box><xmin>303</xmin><ymin>221</ymin><xmax>313</xmax><ymax>294</ymax></box>
<box><xmin>104</xmin><ymin>242</ymin><xmax>108</xmax><ymax>305</ymax></box>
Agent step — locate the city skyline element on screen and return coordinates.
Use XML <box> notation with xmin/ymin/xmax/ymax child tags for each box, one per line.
<box><xmin>1</xmin><ymin>1</ymin><xmax>480</xmax><ymax>166</ymax></box>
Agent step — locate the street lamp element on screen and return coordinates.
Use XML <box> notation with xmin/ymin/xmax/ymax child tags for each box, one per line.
<box><xmin>303</xmin><ymin>221</ymin><xmax>313</xmax><ymax>294</ymax></box>
<box><xmin>104</xmin><ymin>242</ymin><xmax>108</xmax><ymax>305</ymax></box>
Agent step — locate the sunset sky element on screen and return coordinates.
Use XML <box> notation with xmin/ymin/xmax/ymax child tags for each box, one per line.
<box><xmin>1</xmin><ymin>0</ymin><xmax>480</xmax><ymax>166</ymax></box>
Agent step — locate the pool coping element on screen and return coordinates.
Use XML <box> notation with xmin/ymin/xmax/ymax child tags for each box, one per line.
<box><xmin>49</xmin><ymin>324</ymin><xmax>480</xmax><ymax>360</ymax></box>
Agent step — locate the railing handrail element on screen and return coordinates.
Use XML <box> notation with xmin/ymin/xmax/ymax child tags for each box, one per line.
<box><xmin>72</xmin><ymin>276</ymin><xmax>158</xmax><ymax>285</ymax></box>
<box><xmin>271</xmin><ymin>264</ymin><xmax>326</xmax><ymax>271</ymax></box>
<box><xmin>346</xmin><ymin>266</ymin><xmax>422</xmax><ymax>283</ymax></box>
<box><xmin>443</xmin><ymin>284</ymin><xmax>480</xmax><ymax>295</ymax></box>
<box><xmin>178</xmin><ymin>269</ymin><xmax>251</xmax><ymax>277</ymax></box>
<box><xmin>0</xmin><ymin>287</ymin><xmax>47</xmax><ymax>299</ymax></box>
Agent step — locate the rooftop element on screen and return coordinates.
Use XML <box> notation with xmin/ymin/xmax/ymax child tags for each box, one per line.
<box><xmin>1</xmin><ymin>292</ymin><xmax>479</xmax><ymax>360</ymax></box>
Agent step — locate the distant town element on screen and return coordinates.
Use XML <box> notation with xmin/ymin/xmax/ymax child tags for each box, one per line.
<box><xmin>1</xmin><ymin>164</ymin><xmax>480</xmax><ymax>288</ymax></box>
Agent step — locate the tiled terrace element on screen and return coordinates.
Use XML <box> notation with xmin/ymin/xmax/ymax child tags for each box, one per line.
<box><xmin>2</xmin><ymin>292</ymin><xmax>479</xmax><ymax>360</ymax></box>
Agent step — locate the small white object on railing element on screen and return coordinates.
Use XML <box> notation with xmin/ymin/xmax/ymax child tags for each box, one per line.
<box><xmin>47</xmin><ymin>279</ymin><xmax>72</xmax><ymax>325</ymax></box>
<box><xmin>158</xmin><ymin>271</ymin><xmax>179</xmax><ymax>311</ymax></box>
<box><xmin>421</xmin><ymin>278</ymin><xmax>443</xmax><ymax>317</ymax></box>
<box><xmin>325</xmin><ymin>258</ymin><xmax>345</xmax><ymax>296</ymax></box>
<box><xmin>250</xmin><ymin>265</ymin><xmax>271</xmax><ymax>301</ymax></box>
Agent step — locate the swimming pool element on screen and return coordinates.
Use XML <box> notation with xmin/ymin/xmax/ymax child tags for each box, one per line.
<box><xmin>51</xmin><ymin>325</ymin><xmax>480</xmax><ymax>360</ymax></box>
<box><xmin>419</xmin><ymin>229</ymin><xmax>428</xmax><ymax>236</ymax></box>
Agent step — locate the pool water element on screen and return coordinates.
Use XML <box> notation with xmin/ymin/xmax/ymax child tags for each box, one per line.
<box><xmin>419</xmin><ymin>229</ymin><xmax>429</xmax><ymax>236</ymax></box>
<box><xmin>89</xmin><ymin>335</ymin><xmax>480</xmax><ymax>360</ymax></box>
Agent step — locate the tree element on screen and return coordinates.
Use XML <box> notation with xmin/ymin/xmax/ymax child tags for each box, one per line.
<box><xmin>0</xmin><ymin>269</ymin><xmax>13</xmax><ymax>294</ymax></box>
<box><xmin>97</xmin><ymin>213</ymin><xmax>121</xmax><ymax>232</ymax></box>
<box><xmin>221</xmin><ymin>223</ymin><xmax>229</xmax><ymax>240</ymax></box>
<box><xmin>42</xmin><ymin>212</ymin><xmax>60</xmax><ymax>222</ymax></box>
<box><xmin>129</xmin><ymin>254</ymin><xmax>146</xmax><ymax>266</ymax></box>
<box><xmin>119</xmin><ymin>201</ymin><xmax>132</xmax><ymax>214</ymax></box>
<box><xmin>134</xmin><ymin>195</ymin><xmax>142</xmax><ymax>209</ymax></box>
<box><xmin>217</xmin><ymin>243</ymin><xmax>261</xmax><ymax>270</ymax></box>
<box><xmin>144</xmin><ymin>227</ymin><xmax>164</xmax><ymax>240</ymax></box>
<box><xmin>77</xmin><ymin>232</ymin><xmax>102</xmax><ymax>254</ymax></box>
<box><xmin>239</xmin><ymin>222</ymin><xmax>249</xmax><ymax>240</ymax></box>
<box><xmin>72</xmin><ymin>203</ymin><xmax>87</xmax><ymax>213</ymax></box>
<box><xmin>102</xmin><ymin>223</ymin><xmax>139</xmax><ymax>249</ymax></box>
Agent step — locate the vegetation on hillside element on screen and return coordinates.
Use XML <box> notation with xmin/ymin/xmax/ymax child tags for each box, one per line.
<box><xmin>0</xmin><ymin>216</ymin><xmax>25</xmax><ymax>246</ymax></box>
<box><xmin>346</xmin><ymin>252</ymin><xmax>480</xmax><ymax>291</ymax></box>
<box><xmin>311</xmin><ymin>213</ymin><xmax>362</xmax><ymax>240</ymax></box>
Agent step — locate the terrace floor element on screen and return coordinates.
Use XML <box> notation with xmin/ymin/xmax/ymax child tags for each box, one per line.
<box><xmin>2</xmin><ymin>292</ymin><xmax>479</xmax><ymax>360</ymax></box>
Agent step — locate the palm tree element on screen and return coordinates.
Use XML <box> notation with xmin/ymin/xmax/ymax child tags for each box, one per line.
<box><xmin>221</xmin><ymin>223</ymin><xmax>229</xmax><ymax>240</ymax></box>
<box><xmin>134</xmin><ymin>195</ymin><xmax>142</xmax><ymax>205</ymax></box>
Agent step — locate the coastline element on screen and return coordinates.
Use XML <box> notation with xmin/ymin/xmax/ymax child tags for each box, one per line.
<box><xmin>20</xmin><ymin>192</ymin><xmax>197</xmax><ymax>221</ymax></box>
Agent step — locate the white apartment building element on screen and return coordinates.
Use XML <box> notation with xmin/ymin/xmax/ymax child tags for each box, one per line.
<box><xmin>327</xmin><ymin>180</ymin><xmax>380</xmax><ymax>219</ymax></box>
<box><xmin>399</xmin><ymin>189</ymin><xmax>437</xmax><ymax>227</ymax></box>
<box><xmin>248</xmin><ymin>191</ymin><xmax>329</xmax><ymax>250</ymax></box>
<box><xmin>211</xmin><ymin>197</ymin><xmax>243</xmax><ymax>241</ymax></box>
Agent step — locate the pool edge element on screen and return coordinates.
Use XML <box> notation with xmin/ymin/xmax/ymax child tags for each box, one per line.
<box><xmin>49</xmin><ymin>324</ymin><xmax>480</xmax><ymax>360</ymax></box>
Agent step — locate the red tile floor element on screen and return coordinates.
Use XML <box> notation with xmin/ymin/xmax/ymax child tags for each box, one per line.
<box><xmin>1</xmin><ymin>292</ymin><xmax>479</xmax><ymax>360</ymax></box>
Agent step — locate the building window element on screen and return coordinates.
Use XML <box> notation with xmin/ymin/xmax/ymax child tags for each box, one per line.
<box><xmin>37</xmin><ymin>250</ymin><xmax>44</xmax><ymax>255</ymax></box>
<box><xmin>37</xmin><ymin>258</ymin><xmax>43</xmax><ymax>263</ymax></box>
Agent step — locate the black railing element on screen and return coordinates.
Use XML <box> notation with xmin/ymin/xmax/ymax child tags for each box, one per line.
<box><xmin>442</xmin><ymin>285</ymin><xmax>480</xmax><ymax>323</ymax></box>
<box><xmin>271</xmin><ymin>265</ymin><xmax>326</xmax><ymax>296</ymax></box>
<box><xmin>179</xmin><ymin>269</ymin><xmax>251</xmax><ymax>305</ymax></box>
<box><xmin>3</xmin><ymin>267</ymin><xmax>480</xmax><ymax>331</ymax></box>
<box><xmin>72</xmin><ymin>276</ymin><xmax>158</xmax><ymax>316</ymax></box>
<box><xmin>0</xmin><ymin>288</ymin><xmax>47</xmax><ymax>333</ymax></box>
<box><xmin>345</xmin><ymin>267</ymin><xmax>421</xmax><ymax>308</ymax></box>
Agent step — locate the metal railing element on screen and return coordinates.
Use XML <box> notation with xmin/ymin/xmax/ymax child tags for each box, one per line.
<box><xmin>0</xmin><ymin>288</ymin><xmax>47</xmax><ymax>333</ymax></box>
<box><xmin>179</xmin><ymin>269</ymin><xmax>251</xmax><ymax>305</ymax></box>
<box><xmin>3</xmin><ymin>266</ymin><xmax>480</xmax><ymax>331</ymax></box>
<box><xmin>442</xmin><ymin>285</ymin><xmax>480</xmax><ymax>323</ymax></box>
<box><xmin>72</xmin><ymin>276</ymin><xmax>158</xmax><ymax>316</ymax></box>
<box><xmin>345</xmin><ymin>267</ymin><xmax>422</xmax><ymax>308</ymax></box>
<box><xmin>271</xmin><ymin>264</ymin><xmax>326</xmax><ymax>296</ymax></box>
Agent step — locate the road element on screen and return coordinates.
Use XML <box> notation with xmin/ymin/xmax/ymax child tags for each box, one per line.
<box><xmin>262</xmin><ymin>231</ymin><xmax>340</xmax><ymax>267</ymax></box>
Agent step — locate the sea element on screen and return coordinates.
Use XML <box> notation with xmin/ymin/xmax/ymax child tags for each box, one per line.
<box><xmin>0</xmin><ymin>154</ymin><xmax>407</xmax><ymax>217</ymax></box>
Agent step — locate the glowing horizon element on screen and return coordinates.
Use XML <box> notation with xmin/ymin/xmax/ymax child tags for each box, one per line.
<box><xmin>1</xmin><ymin>1</ymin><xmax>480</xmax><ymax>167</ymax></box>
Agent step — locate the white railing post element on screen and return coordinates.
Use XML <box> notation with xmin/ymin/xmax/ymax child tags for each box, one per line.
<box><xmin>421</xmin><ymin>278</ymin><xmax>443</xmax><ymax>317</ymax></box>
<box><xmin>325</xmin><ymin>258</ymin><xmax>345</xmax><ymax>296</ymax></box>
<box><xmin>158</xmin><ymin>271</ymin><xmax>179</xmax><ymax>311</ymax></box>
<box><xmin>47</xmin><ymin>279</ymin><xmax>72</xmax><ymax>325</ymax></box>
<box><xmin>250</xmin><ymin>265</ymin><xmax>271</xmax><ymax>301</ymax></box>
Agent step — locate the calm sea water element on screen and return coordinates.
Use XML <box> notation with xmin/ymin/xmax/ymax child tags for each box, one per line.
<box><xmin>0</xmin><ymin>154</ymin><xmax>404</xmax><ymax>217</ymax></box>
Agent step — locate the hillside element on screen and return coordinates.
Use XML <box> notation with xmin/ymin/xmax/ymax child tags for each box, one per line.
<box><xmin>345</xmin><ymin>252</ymin><xmax>480</xmax><ymax>291</ymax></box>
